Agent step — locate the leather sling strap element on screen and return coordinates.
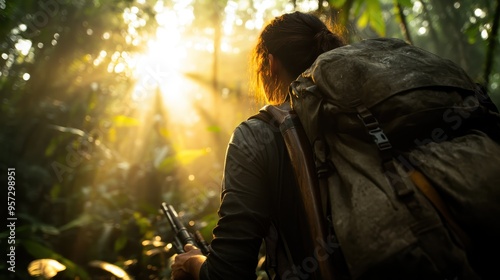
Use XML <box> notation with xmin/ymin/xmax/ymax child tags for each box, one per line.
<box><xmin>250</xmin><ymin>108</ymin><xmax>313</xmax><ymax>279</ymax></box>
<box><xmin>409</xmin><ymin>170</ymin><xmax>472</xmax><ymax>251</ymax></box>
<box><xmin>253</xmin><ymin>104</ymin><xmax>336</xmax><ymax>280</ymax></box>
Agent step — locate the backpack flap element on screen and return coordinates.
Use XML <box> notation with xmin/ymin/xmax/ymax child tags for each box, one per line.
<box><xmin>291</xmin><ymin>38</ymin><xmax>486</xmax><ymax>149</ymax></box>
<box><xmin>296</xmin><ymin>38</ymin><xmax>476</xmax><ymax>110</ymax></box>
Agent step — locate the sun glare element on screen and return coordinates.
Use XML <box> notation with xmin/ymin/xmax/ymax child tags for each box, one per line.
<box><xmin>128</xmin><ymin>0</ymin><xmax>317</xmax><ymax>125</ymax></box>
<box><xmin>130</xmin><ymin>4</ymin><xmax>199</xmax><ymax>124</ymax></box>
<box><xmin>128</xmin><ymin>0</ymin><xmax>287</xmax><ymax>116</ymax></box>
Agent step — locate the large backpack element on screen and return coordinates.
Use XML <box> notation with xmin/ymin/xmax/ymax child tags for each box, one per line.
<box><xmin>261</xmin><ymin>38</ymin><xmax>500</xmax><ymax>279</ymax></box>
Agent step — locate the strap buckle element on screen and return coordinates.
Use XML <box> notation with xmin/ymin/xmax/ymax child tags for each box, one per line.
<box><xmin>368</xmin><ymin>128</ymin><xmax>392</xmax><ymax>151</ymax></box>
<box><xmin>357</xmin><ymin>111</ymin><xmax>393</xmax><ymax>151</ymax></box>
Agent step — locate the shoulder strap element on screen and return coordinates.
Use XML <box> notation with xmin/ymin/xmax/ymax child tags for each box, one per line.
<box><xmin>250</xmin><ymin>106</ymin><xmax>295</xmax><ymax>279</ymax></box>
<box><xmin>249</xmin><ymin>109</ymin><xmax>273</xmax><ymax>124</ymax></box>
<box><xmin>254</xmin><ymin>104</ymin><xmax>337</xmax><ymax>280</ymax></box>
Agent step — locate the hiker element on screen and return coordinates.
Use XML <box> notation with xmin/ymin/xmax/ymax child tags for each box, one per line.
<box><xmin>171</xmin><ymin>11</ymin><xmax>347</xmax><ymax>280</ymax></box>
<box><xmin>171</xmin><ymin>10</ymin><xmax>500</xmax><ymax>280</ymax></box>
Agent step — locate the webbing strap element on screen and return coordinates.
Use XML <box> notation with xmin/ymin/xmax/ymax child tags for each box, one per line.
<box><xmin>355</xmin><ymin>102</ymin><xmax>416</xmax><ymax>201</ymax></box>
<box><xmin>355</xmin><ymin>100</ymin><xmax>472</xmax><ymax>252</ymax></box>
<box><xmin>357</xmin><ymin>105</ymin><xmax>392</xmax><ymax>152</ymax></box>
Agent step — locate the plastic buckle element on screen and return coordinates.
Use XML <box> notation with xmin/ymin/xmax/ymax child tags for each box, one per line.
<box><xmin>369</xmin><ymin>128</ymin><xmax>392</xmax><ymax>150</ymax></box>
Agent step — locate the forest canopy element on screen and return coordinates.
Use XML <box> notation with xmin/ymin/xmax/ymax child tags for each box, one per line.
<box><xmin>1</xmin><ymin>0</ymin><xmax>499</xmax><ymax>279</ymax></box>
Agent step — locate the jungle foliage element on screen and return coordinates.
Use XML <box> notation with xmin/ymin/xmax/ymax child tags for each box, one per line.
<box><xmin>1</xmin><ymin>0</ymin><xmax>499</xmax><ymax>279</ymax></box>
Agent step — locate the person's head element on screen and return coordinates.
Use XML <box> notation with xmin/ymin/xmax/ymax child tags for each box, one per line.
<box><xmin>251</xmin><ymin>11</ymin><xmax>346</xmax><ymax>105</ymax></box>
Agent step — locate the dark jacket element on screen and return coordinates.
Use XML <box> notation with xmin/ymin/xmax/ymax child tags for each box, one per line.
<box><xmin>199</xmin><ymin>118</ymin><xmax>314</xmax><ymax>280</ymax></box>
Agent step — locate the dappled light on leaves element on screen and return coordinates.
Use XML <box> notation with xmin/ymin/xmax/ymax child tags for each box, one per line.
<box><xmin>28</xmin><ymin>259</ymin><xmax>66</xmax><ymax>278</ymax></box>
<box><xmin>1</xmin><ymin>0</ymin><xmax>499</xmax><ymax>279</ymax></box>
<box><xmin>89</xmin><ymin>260</ymin><xmax>132</xmax><ymax>280</ymax></box>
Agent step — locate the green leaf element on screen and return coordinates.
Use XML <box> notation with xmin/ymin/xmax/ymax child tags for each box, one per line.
<box><xmin>112</xmin><ymin>115</ymin><xmax>140</xmax><ymax>127</ymax></box>
<box><xmin>39</xmin><ymin>225</ymin><xmax>60</xmax><ymax>235</ymax></box>
<box><xmin>45</xmin><ymin>137</ymin><xmax>60</xmax><ymax>157</ymax></box>
<box><xmin>50</xmin><ymin>183</ymin><xmax>62</xmax><ymax>200</ymax></box>
<box><xmin>133</xmin><ymin>212</ymin><xmax>152</xmax><ymax>233</ymax></box>
<box><xmin>114</xmin><ymin>235</ymin><xmax>128</xmax><ymax>252</ymax></box>
<box><xmin>397</xmin><ymin>0</ymin><xmax>412</xmax><ymax>8</ymax></box>
<box><xmin>356</xmin><ymin>0</ymin><xmax>386</xmax><ymax>36</ymax></box>
<box><xmin>358</xmin><ymin>10</ymin><xmax>369</xmax><ymax>28</ymax></box>
<box><xmin>353</xmin><ymin>0</ymin><xmax>365</xmax><ymax>16</ymax></box>
<box><xmin>48</xmin><ymin>124</ymin><xmax>86</xmax><ymax>136</ymax></box>
<box><xmin>108</xmin><ymin>127</ymin><xmax>117</xmax><ymax>142</ymax></box>
<box><xmin>328</xmin><ymin>0</ymin><xmax>348</xmax><ymax>8</ymax></box>
<box><xmin>367</xmin><ymin>0</ymin><xmax>386</xmax><ymax>36</ymax></box>
<box><xmin>22</xmin><ymin>240</ymin><xmax>90</xmax><ymax>279</ymax></box>
<box><xmin>59</xmin><ymin>214</ymin><xmax>93</xmax><ymax>232</ymax></box>
<box><xmin>464</xmin><ymin>24</ymin><xmax>479</xmax><ymax>44</ymax></box>
<box><xmin>206</xmin><ymin>125</ymin><xmax>221</xmax><ymax>132</ymax></box>
<box><xmin>28</xmin><ymin>259</ymin><xmax>66</xmax><ymax>278</ymax></box>
<box><xmin>22</xmin><ymin>240</ymin><xmax>62</xmax><ymax>262</ymax></box>
<box><xmin>88</xmin><ymin>261</ymin><xmax>131</xmax><ymax>280</ymax></box>
<box><xmin>158</xmin><ymin>148</ymin><xmax>210</xmax><ymax>172</ymax></box>
<box><xmin>159</xmin><ymin>127</ymin><xmax>171</xmax><ymax>140</ymax></box>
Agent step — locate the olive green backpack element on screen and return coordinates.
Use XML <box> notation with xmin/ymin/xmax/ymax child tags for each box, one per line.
<box><xmin>282</xmin><ymin>38</ymin><xmax>500</xmax><ymax>279</ymax></box>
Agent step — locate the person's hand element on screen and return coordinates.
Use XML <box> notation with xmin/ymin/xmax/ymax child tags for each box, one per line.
<box><xmin>171</xmin><ymin>244</ymin><xmax>206</xmax><ymax>280</ymax></box>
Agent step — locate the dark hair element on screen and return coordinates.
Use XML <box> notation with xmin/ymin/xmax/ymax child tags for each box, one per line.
<box><xmin>251</xmin><ymin>11</ymin><xmax>346</xmax><ymax>104</ymax></box>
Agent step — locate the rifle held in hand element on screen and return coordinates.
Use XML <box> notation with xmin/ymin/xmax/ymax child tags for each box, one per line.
<box><xmin>161</xmin><ymin>202</ymin><xmax>211</xmax><ymax>255</ymax></box>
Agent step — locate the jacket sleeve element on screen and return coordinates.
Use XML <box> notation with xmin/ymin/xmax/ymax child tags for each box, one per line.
<box><xmin>199</xmin><ymin>119</ymin><xmax>281</xmax><ymax>280</ymax></box>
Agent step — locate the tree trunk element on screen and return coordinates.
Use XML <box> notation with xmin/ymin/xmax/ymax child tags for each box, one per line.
<box><xmin>484</xmin><ymin>0</ymin><xmax>500</xmax><ymax>86</ymax></box>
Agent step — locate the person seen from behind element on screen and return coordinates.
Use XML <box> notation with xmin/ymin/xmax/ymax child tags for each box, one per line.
<box><xmin>170</xmin><ymin>11</ymin><xmax>347</xmax><ymax>280</ymax></box>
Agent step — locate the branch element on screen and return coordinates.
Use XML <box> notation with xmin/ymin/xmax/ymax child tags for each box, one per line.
<box><xmin>484</xmin><ymin>0</ymin><xmax>500</xmax><ymax>86</ymax></box>
<box><xmin>395</xmin><ymin>1</ymin><xmax>413</xmax><ymax>44</ymax></box>
<box><xmin>318</xmin><ymin>0</ymin><xmax>324</xmax><ymax>13</ymax></box>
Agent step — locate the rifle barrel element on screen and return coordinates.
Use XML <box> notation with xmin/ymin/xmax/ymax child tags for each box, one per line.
<box><xmin>161</xmin><ymin>203</ymin><xmax>196</xmax><ymax>252</ymax></box>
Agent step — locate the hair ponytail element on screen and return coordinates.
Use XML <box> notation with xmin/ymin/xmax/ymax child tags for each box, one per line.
<box><xmin>250</xmin><ymin>11</ymin><xmax>346</xmax><ymax>104</ymax></box>
<box><xmin>315</xmin><ymin>28</ymin><xmax>343</xmax><ymax>54</ymax></box>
